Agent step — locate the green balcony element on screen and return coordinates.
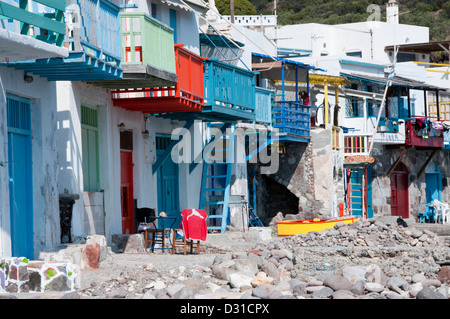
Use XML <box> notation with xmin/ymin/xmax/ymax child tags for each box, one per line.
<box><xmin>98</xmin><ymin>12</ymin><xmax>178</xmax><ymax>89</ymax></box>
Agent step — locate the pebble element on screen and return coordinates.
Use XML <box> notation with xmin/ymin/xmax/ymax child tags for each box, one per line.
<box><xmin>69</xmin><ymin>218</ymin><xmax>449</xmax><ymax>300</ymax></box>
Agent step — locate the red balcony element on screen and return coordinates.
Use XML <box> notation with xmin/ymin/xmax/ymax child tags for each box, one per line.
<box><xmin>405</xmin><ymin>118</ymin><xmax>444</xmax><ymax>148</ymax></box>
<box><xmin>112</xmin><ymin>44</ymin><xmax>207</xmax><ymax>113</ymax></box>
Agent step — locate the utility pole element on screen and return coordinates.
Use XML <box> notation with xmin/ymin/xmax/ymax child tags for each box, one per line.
<box><xmin>230</xmin><ymin>0</ymin><xmax>234</xmax><ymax>23</ymax></box>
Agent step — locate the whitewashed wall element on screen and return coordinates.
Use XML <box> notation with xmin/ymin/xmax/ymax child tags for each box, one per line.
<box><xmin>0</xmin><ymin>67</ymin><xmax>59</xmax><ymax>258</ymax></box>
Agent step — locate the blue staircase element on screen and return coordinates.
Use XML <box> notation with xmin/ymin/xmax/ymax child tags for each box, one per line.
<box><xmin>199</xmin><ymin>123</ymin><xmax>236</xmax><ymax>233</ymax></box>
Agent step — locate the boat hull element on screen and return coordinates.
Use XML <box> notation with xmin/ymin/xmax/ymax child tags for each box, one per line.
<box><xmin>277</xmin><ymin>217</ymin><xmax>359</xmax><ymax>236</ymax></box>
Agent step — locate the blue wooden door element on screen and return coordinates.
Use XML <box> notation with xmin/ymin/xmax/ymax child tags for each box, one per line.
<box><xmin>156</xmin><ymin>136</ymin><xmax>180</xmax><ymax>226</ymax></box>
<box><xmin>7</xmin><ymin>95</ymin><xmax>33</xmax><ymax>258</ymax></box>
<box><xmin>425</xmin><ymin>170</ymin><xmax>441</xmax><ymax>216</ymax></box>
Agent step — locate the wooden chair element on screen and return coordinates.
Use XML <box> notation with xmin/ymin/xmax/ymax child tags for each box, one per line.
<box><xmin>171</xmin><ymin>209</ymin><xmax>207</xmax><ymax>255</ymax></box>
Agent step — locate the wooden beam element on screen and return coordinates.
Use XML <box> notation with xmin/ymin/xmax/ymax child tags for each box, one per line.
<box><xmin>387</xmin><ymin>147</ymin><xmax>407</xmax><ymax>177</ymax></box>
<box><xmin>252</xmin><ymin>61</ymin><xmax>283</xmax><ymax>70</ymax></box>
<box><xmin>417</xmin><ymin>149</ymin><xmax>438</xmax><ymax>179</ymax></box>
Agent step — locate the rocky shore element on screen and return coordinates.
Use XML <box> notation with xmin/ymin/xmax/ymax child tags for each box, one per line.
<box><xmin>2</xmin><ymin>218</ymin><xmax>450</xmax><ymax>300</ymax></box>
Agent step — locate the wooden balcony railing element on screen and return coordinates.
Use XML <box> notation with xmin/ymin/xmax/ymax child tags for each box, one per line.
<box><xmin>203</xmin><ymin>59</ymin><xmax>256</xmax><ymax>121</ymax></box>
<box><xmin>120</xmin><ymin>11</ymin><xmax>175</xmax><ymax>74</ymax></box>
<box><xmin>112</xmin><ymin>44</ymin><xmax>205</xmax><ymax>113</ymax></box>
<box><xmin>405</xmin><ymin>117</ymin><xmax>444</xmax><ymax>148</ymax></box>
<box><xmin>0</xmin><ymin>0</ymin><xmax>66</xmax><ymax>46</ymax></box>
<box><xmin>66</xmin><ymin>0</ymin><xmax>121</xmax><ymax>64</ymax></box>
<box><xmin>343</xmin><ymin>134</ymin><xmax>370</xmax><ymax>155</ymax></box>
<box><xmin>272</xmin><ymin>101</ymin><xmax>310</xmax><ymax>138</ymax></box>
<box><xmin>255</xmin><ymin>87</ymin><xmax>272</xmax><ymax>125</ymax></box>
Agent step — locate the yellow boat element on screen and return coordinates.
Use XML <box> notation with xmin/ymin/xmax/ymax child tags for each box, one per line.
<box><xmin>277</xmin><ymin>216</ymin><xmax>359</xmax><ymax>236</ymax></box>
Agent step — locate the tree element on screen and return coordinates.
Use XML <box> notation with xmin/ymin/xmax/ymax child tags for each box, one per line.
<box><xmin>216</xmin><ymin>0</ymin><xmax>257</xmax><ymax>15</ymax></box>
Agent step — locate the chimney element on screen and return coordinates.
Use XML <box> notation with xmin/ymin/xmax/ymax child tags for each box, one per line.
<box><xmin>386</xmin><ymin>0</ymin><xmax>399</xmax><ymax>24</ymax></box>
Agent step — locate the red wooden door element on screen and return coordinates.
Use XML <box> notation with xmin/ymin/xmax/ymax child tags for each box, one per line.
<box><xmin>390</xmin><ymin>163</ymin><xmax>409</xmax><ymax>218</ymax></box>
<box><xmin>120</xmin><ymin>150</ymin><xmax>134</xmax><ymax>234</ymax></box>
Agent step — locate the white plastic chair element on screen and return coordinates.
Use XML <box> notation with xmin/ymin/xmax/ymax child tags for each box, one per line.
<box><xmin>430</xmin><ymin>199</ymin><xmax>449</xmax><ymax>225</ymax></box>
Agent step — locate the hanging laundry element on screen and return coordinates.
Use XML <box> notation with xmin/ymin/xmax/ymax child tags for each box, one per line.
<box><xmin>414</xmin><ymin>118</ymin><xmax>425</xmax><ymax>131</ymax></box>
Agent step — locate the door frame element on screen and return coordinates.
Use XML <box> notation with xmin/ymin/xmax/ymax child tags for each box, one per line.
<box><xmin>156</xmin><ymin>134</ymin><xmax>180</xmax><ymax>218</ymax></box>
<box><xmin>120</xmin><ymin>130</ymin><xmax>134</xmax><ymax>234</ymax></box>
<box><xmin>425</xmin><ymin>163</ymin><xmax>442</xmax><ymax>215</ymax></box>
<box><xmin>390</xmin><ymin>161</ymin><xmax>409</xmax><ymax>218</ymax></box>
<box><xmin>6</xmin><ymin>94</ymin><xmax>34</xmax><ymax>258</ymax></box>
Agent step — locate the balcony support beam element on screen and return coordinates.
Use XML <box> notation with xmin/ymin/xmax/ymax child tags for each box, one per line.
<box><xmin>387</xmin><ymin>147</ymin><xmax>407</xmax><ymax>177</ymax></box>
<box><xmin>417</xmin><ymin>149</ymin><xmax>438</xmax><ymax>179</ymax></box>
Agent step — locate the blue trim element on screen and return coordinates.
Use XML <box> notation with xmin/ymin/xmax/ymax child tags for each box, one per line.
<box><xmin>252</xmin><ymin>52</ymin><xmax>325</xmax><ymax>71</ymax></box>
<box><xmin>339</xmin><ymin>59</ymin><xmax>387</xmax><ymax>69</ymax></box>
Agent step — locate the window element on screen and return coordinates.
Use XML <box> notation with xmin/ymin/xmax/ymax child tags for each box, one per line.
<box><xmin>81</xmin><ymin>105</ymin><xmax>100</xmax><ymax>192</ymax></box>
<box><xmin>170</xmin><ymin>9</ymin><xmax>177</xmax><ymax>43</ymax></box>
<box><xmin>346</xmin><ymin>83</ymin><xmax>364</xmax><ymax>117</ymax></box>
<box><xmin>151</xmin><ymin>3</ymin><xmax>157</xmax><ymax>19</ymax></box>
<box><xmin>346</xmin><ymin>51</ymin><xmax>362</xmax><ymax>58</ymax></box>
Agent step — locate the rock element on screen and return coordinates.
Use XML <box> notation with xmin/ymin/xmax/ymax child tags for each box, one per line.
<box><xmin>166</xmin><ymin>283</ymin><xmax>185</xmax><ymax>297</ymax></box>
<box><xmin>332</xmin><ymin>290</ymin><xmax>355</xmax><ymax>299</ymax></box>
<box><xmin>252</xmin><ymin>287</ymin><xmax>270</xmax><ymax>299</ymax></box>
<box><xmin>341</xmin><ymin>266</ymin><xmax>367</xmax><ymax>284</ymax></box>
<box><xmin>350</xmin><ymin>280</ymin><xmax>365</xmax><ymax>295</ymax></box>
<box><xmin>421</xmin><ymin>279</ymin><xmax>442</xmax><ymax>288</ymax></box>
<box><xmin>387</xmin><ymin>276</ymin><xmax>408</xmax><ymax>290</ymax></box>
<box><xmin>416</xmin><ymin>287</ymin><xmax>446</xmax><ymax>299</ymax></box>
<box><xmin>411</xmin><ymin>273</ymin><xmax>427</xmax><ymax>283</ymax></box>
<box><xmin>211</xmin><ymin>265</ymin><xmax>237</xmax><ymax>281</ymax></box>
<box><xmin>323</xmin><ymin>275</ymin><xmax>352</xmax><ymax>291</ymax></box>
<box><xmin>261</xmin><ymin>262</ymin><xmax>280</xmax><ymax>279</ymax></box>
<box><xmin>365</xmin><ymin>264</ymin><xmax>387</xmax><ymax>285</ymax></box>
<box><xmin>270</xmin><ymin>249</ymin><xmax>292</xmax><ymax>260</ymax></box>
<box><xmin>235</xmin><ymin>259</ymin><xmax>259</xmax><ymax>275</ymax></box>
<box><xmin>312</xmin><ymin>287</ymin><xmax>334</xmax><ymax>298</ymax></box>
<box><xmin>364</xmin><ymin>282</ymin><xmax>385</xmax><ymax>293</ymax></box>
<box><xmin>437</xmin><ymin>266</ymin><xmax>450</xmax><ymax>284</ymax></box>
<box><xmin>229</xmin><ymin>272</ymin><xmax>254</xmax><ymax>289</ymax></box>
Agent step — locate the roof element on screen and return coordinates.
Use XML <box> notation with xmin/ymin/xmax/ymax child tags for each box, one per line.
<box><xmin>341</xmin><ymin>72</ymin><xmax>446</xmax><ymax>91</ymax></box>
<box><xmin>252</xmin><ymin>52</ymin><xmax>325</xmax><ymax>71</ymax></box>
<box><xmin>385</xmin><ymin>41</ymin><xmax>450</xmax><ymax>54</ymax></box>
<box><xmin>160</xmin><ymin>0</ymin><xmax>206</xmax><ymax>11</ymax></box>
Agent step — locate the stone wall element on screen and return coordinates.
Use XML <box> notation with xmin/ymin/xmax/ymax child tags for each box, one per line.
<box><xmin>254</xmin><ymin>141</ymin><xmax>324</xmax><ymax>223</ymax></box>
<box><xmin>0</xmin><ymin>257</ymin><xmax>78</xmax><ymax>293</ymax></box>
<box><xmin>371</xmin><ymin>146</ymin><xmax>450</xmax><ymax>219</ymax></box>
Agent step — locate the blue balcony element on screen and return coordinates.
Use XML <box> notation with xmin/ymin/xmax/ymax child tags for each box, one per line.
<box><xmin>202</xmin><ymin>59</ymin><xmax>256</xmax><ymax>122</ymax></box>
<box><xmin>2</xmin><ymin>0</ymin><xmax>122</xmax><ymax>82</ymax></box>
<box><xmin>273</xmin><ymin>101</ymin><xmax>310</xmax><ymax>142</ymax></box>
<box><xmin>252</xmin><ymin>52</ymin><xmax>323</xmax><ymax>142</ymax></box>
<box><xmin>255</xmin><ymin>87</ymin><xmax>272</xmax><ymax>125</ymax></box>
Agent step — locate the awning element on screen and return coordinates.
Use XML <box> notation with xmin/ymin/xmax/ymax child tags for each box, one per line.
<box><xmin>252</xmin><ymin>52</ymin><xmax>325</xmax><ymax>72</ymax></box>
<box><xmin>341</xmin><ymin>72</ymin><xmax>446</xmax><ymax>91</ymax></box>
<box><xmin>385</xmin><ymin>41</ymin><xmax>450</xmax><ymax>54</ymax></box>
<box><xmin>160</xmin><ymin>0</ymin><xmax>206</xmax><ymax>12</ymax></box>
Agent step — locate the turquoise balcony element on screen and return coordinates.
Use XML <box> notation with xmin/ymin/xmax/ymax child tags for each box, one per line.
<box><xmin>255</xmin><ymin>87</ymin><xmax>272</xmax><ymax>125</ymax></box>
<box><xmin>0</xmin><ymin>0</ymin><xmax>68</xmax><ymax>61</ymax></box>
<box><xmin>202</xmin><ymin>59</ymin><xmax>256</xmax><ymax>122</ymax></box>
<box><xmin>2</xmin><ymin>0</ymin><xmax>122</xmax><ymax>82</ymax></box>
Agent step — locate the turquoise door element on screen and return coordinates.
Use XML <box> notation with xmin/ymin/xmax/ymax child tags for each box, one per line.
<box><xmin>347</xmin><ymin>167</ymin><xmax>373</xmax><ymax>219</ymax></box>
<box><xmin>156</xmin><ymin>136</ymin><xmax>180</xmax><ymax>226</ymax></box>
<box><xmin>425</xmin><ymin>164</ymin><xmax>441</xmax><ymax>216</ymax></box>
<box><xmin>7</xmin><ymin>95</ymin><xmax>33</xmax><ymax>258</ymax></box>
